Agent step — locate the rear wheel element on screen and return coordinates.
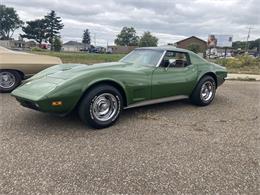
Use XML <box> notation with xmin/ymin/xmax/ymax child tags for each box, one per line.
<box><xmin>0</xmin><ymin>70</ymin><xmax>22</xmax><ymax>93</ymax></box>
<box><xmin>190</xmin><ymin>76</ymin><xmax>216</xmax><ymax>106</ymax></box>
<box><xmin>78</xmin><ymin>84</ymin><xmax>123</xmax><ymax>129</ymax></box>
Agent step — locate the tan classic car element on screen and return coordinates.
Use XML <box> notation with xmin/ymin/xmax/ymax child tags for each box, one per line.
<box><xmin>0</xmin><ymin>46</ymin><xmax>62</xmax><ymax>92</ymax></box>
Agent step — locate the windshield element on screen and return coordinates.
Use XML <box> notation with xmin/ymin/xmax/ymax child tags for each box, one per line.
<box><xmin>120</xmin><ymin>49</ymin><xmax>164</xmax><ymax>66</ymax></box>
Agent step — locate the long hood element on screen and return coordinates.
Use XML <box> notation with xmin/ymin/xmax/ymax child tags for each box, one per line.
<box><xmin>28</xmin><ymin>61</ymin><xmax>130</xmax><ymax>81</ymax></box>
<box><xmin>12</xmin><ymin>62</ymin><xmax>130</xmax><ymax>100</ymax></box>
<box><xmin>11</xmin><ymin>77</ymin><xmax>62</xmax><ymax>101</ymax></box>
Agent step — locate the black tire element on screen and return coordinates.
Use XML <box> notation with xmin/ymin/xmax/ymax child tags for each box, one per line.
<box><xmin>190</xmin><ymin>75</ymin><xmax>216</xmax><ymax>106</ymax></box>
<box><xmin>78</xmin><ymin>84</ymin><xmax>123</xmax><ymax>129</ymax></box>
<box><xmin>0</xmin><ymin>70</ymin><xmax>22</xmax><ymax>93</ymax></box>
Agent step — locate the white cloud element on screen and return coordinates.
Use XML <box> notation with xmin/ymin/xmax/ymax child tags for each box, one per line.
<box><xmin>2</xmin><ymin>0</ymin><xmax>259</xmax><ymax>46</ymax></box>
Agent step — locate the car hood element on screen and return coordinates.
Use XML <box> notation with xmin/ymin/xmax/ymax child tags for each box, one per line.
<box><xmin>27</xmin><ymin>61</ymin><xmax>130</xmax><ymax>81</ymax></box>
<box><xmin>11</xmin><ymin>62</ymin><xmax>130</xmax><ymax>101</ymax></box>
<box><xmin>11</xmin><ymin>77</ymin><xmax>62</xmax><ymax>101</ymax></box>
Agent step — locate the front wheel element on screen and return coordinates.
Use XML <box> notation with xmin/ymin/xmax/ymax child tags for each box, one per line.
<box><xmin>190</xmin><ymin>76</ymin><xmax>216</xmax><ymax>106</ymax></box>
<box><xmin>78</xmin><ymin>84</ymin><xmax>123</xmax><ymax>129</ymax></box>
<box><xmin>0</xmin><ymin>70</ymin><xmax>22</xmax><ymax>93</ymax></box>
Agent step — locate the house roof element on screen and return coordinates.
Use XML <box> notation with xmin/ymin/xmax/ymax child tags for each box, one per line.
<box><xmin>63</xmin><ymin>41</ymin><xmax>84</xmax><ymax>46</ymax></box>
<box><xmin>175</xmin><ymin>36</ymin><xmax>207</xmax><ymax>44</ymax></box>
<box><xmin>136</xmin><ymin>46</ymin><xmax>192</xmax><ymax>53</ymax></box>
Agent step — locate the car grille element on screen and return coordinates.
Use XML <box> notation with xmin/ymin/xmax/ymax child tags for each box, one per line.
<box><xmin>20</xmin><ymin>100</ymin><xmax>39</xmax><ymax>110</ymax></box>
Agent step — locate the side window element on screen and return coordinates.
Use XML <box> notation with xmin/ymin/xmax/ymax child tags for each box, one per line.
<box><xmin>160</xmin><ymin>51</ymin><xmax>191</xmax><ymax>68</ymax></box>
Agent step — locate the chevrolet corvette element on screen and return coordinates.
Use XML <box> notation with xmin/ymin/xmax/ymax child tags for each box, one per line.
<box><xmin>11</xmin><ymin>46</ymin><xmax>227</xmax><ymax>128</ymax></box>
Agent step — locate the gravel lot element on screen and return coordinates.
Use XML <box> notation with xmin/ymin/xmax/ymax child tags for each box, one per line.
<box><xmin>0</xmin><ymin>81</ymin><xmax>259</xmax><ymax>194</ymax></box>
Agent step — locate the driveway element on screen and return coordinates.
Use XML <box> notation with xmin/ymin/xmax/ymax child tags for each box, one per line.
<box><xmin>0</xmin><ymin>81</ymin><xmax>259</xmax><ymax>194</ymax></box>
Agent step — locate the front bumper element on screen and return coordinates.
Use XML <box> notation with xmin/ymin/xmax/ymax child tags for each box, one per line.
<box><xmin>12</xmin><ymin>89</ymin><xmax>79</xmax><ymax>115</ymax></box>
<box><xmin>14</xmin><ymin>96</ymin><xmax>60</xmax><ymax>113</ymax></box>
<box><xmin>19</xmin><ymin>98</ymin><xmax>40</xmax><ymax>111</ymax></box>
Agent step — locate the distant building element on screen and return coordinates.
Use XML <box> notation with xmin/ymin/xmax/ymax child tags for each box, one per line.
<box><xmin>175</xmin><ymin>36</ymin><xmax>207</xmax><ymax>53</ymax></box>
<box><xmin>25</xmin><ymin>41</ymin><xmax>37</xmax><ymax>48</ymax></box>
<box><xmin>62</xmin><ymin>41</ymin><xmax>85</xmax><ymax>52</ymax></box>
<box><xmin>0</xmin><ymin>40</ymin><xmax>38</xmax><ymax>50</ymax></box>
<box><xmin>107</xmin><ymin>45</ymin><xmax>137</xmax><ymax>54</ymax></box>
<box><xmin>0</xmin><ymin>40</ymin><xmax>25</xmax><ymax>49</ymax></box>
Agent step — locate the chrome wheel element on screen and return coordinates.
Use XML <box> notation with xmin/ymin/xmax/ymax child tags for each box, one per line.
<box><xmin>91</xmin><ymin>93</ymin><xmax>119</xmax><ymax>122</ymax></box>
<box><xmin>0</xmin><ymin>72</ymin><xmax>16</xmax><ymax>89</ymax></box>
<box><xmin>200</xmin><ymin>81</ymin><xmax>214</xmax><ymax>102</ymax></box>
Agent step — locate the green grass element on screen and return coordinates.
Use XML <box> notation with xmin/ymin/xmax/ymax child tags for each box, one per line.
<box><xmin>227</xmin><ymin>77</ymin><xmax>257</xmax><ymax>81</ymax></box>
<box><xmin>212</xmin><ymin>55</ymin><xmax>260</xmax><ymax>75</ymax></box>
<box><xmin>30</xmin><ymin>51</ymin><xmax>126</xmax><ymax>64</ymax></box>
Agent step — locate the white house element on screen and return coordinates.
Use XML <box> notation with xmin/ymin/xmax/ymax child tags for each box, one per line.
<box><xmin>62</xmin><ymin>41</ymin><xmax>85</xmax><ymax>52</ymax></box>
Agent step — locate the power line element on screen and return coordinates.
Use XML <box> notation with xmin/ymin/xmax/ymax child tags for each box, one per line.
<box><xmin>245</xmin><ymin>27</ymin><xmax>254</xmax><ymax>52</ymax></box>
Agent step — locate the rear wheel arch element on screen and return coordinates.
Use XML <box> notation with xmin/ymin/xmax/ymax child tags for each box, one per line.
<box><xmin>190</xmin><ymin>72</ymin><xmax>217</xmax><ymax>96</ymax></box>
<box><xmin>200</xmin><ymin>72</ymin><xmax>217</xmax><ymax>88</ymax></box>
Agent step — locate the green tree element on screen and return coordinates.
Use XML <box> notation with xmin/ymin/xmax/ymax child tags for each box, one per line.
<box><xmin>21</xmin><ymin>19</ymin><xmax>48</xmax><ymax>44</ymax></box>
<box><xmin>82</xmin><ymin>29</ymin><xmax>91</xmax><ymax>47</ymax></box>
<box><xmin>115</xmin><ymin>27</ymin><xmax>139</xmax><ymax>46</ymax></box>
<box><xmin>44</xmin><ymin>10</ymin><xmax>64</xmax><ymax>50</ymax></box>
<box><xmin>0</xmin><ymin>5</ymin><xmax>23</xmax><ymax>40</ymax></box>
<box><xmin>187</xmin><ymin>44</ymin><xmax>201</xmax><ymax>53</ymax></box>
<box><xmin>249</xmin><ymin>38</ymin><xmax>260</xmax><ymax>52</ymax></box>
<box><xmin>232</xmin><ymin>38</ymin><xmax>260</xmax><ymax>52</ymax></box>
<box><xmin>232</xmin><ymin>41</ymin><xmax>246</xmax><ymax>50</ymax></box>
<box><xmin>53</xmin><ymin>36</ymin><xmax>62</xmax><ymax>51</ymax></box>
<box><xmin>139</xmin><ymin>31</ymin><xmax>158</xmax><ymax>47</ymax></box>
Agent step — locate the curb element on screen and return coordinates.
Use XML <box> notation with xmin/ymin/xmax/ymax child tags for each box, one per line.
<box><xmin>226</xmin><ymin>74</ymin><xmax>260</xmax><ymax>81</ymax></box>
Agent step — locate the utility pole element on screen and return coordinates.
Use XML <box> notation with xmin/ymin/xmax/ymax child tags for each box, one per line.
<box><xmin>245</xmin><ymin>27</ymin><xmax>253</xmax><ymax>52</ymax></box>
<box><xmin>94</xmin><ymin>33</ymin><xmax>96</xmax><ymax>47</ymax></box>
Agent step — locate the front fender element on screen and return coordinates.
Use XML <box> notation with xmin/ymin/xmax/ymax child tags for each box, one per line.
<box><xmin>81</xmin><ymin>77</ymin><xmax>129</xmax><ymax>105</ymax></box>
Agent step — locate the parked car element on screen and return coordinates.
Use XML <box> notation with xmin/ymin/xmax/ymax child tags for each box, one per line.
<box><xmin>248</xmin><ymin>51</ymin><xmax>260</xmax><ymax>58</ymax></box>
<box><xmin>12</xmin><ymin>46</ymin><xmax>227</xmax><ymax>129</ymax></box>
<box><xmin>89</xmin><ymin>46</ymin><xmax>106</xmax><ymax>53</ymax></box>
<box><xmin>0</xmin><ymin>46</ymin><xmax>62</xmax><ymax>92</ymax></box>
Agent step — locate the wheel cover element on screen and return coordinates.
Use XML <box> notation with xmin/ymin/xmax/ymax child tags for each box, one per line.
<box><xmin>91</xmin><ymin>93</ymin><xmax>118</xmax><ymax>122</ymax></box>
<box><xmin>200</xmin><ymin>81</ymin><xmax>214</xmax><ymax>102</ymax></box>
<box><xmin>0</xmin><ymin>72</ymin><xmax>16</xmax><ymax>89</ymax></box>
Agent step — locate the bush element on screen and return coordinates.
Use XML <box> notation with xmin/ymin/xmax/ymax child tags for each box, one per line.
<box><xmin>31</xmin><ymin>47</ymin><xmax>46</xmax><ymax>52</ymax></box>
<box><xmin>216</xmin><ymin>55</ymin><xmax>260</xmax><ymax>68</ymax></box>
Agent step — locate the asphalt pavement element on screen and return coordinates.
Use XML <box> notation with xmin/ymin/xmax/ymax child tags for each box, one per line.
<box><xmin>0</xmin><ymin>81</ymin><xmax>259</xmax><ymax>194</ymax></box>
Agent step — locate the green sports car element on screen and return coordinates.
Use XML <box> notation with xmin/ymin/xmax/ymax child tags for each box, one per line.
<box><xmin>12</xmin><ymin>46</ymin><xmax>227</xmax><ymax>128</ymax></box>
